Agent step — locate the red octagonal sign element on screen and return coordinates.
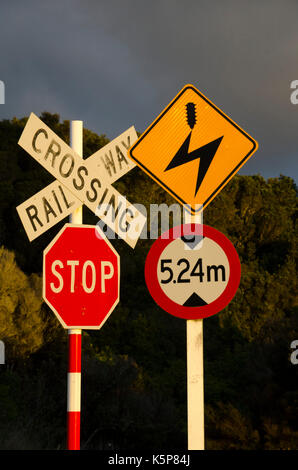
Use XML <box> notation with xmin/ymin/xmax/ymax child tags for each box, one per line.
<box><xmin>43</xmin><ymin>224</ymin><xmax>120</xmax><ymax>329</ymax></box>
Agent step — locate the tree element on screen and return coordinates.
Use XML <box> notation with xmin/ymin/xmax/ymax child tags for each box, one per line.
<box><xmin>0</xmin><ymin>113</ymin><xmax>297</xmax><ymax>449</ymax></box>
<box><xmin>0</xmin><ymin>246</ymin><xmax>45</xmax><ymax>361</ymax></box>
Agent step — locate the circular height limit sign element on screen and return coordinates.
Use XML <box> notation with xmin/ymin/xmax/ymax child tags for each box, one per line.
<box><xmin>145</xmin><ymin>224</ymin><xmax>241</xmax><ymax>320</ymax></box>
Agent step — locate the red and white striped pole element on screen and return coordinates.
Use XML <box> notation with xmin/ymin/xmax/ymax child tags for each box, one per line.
<box><xmin>67</xmin><ymin>120</ymin><xmax>83</xmax><ymax>450</ymax></box>
<box><xmin>67</xmin><ymin>329</ymin><xmax>82</xmax><ymax>450</ymax></box>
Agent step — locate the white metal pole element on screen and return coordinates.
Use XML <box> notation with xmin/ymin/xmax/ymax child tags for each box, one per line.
<box><xmin>69</xmin><ymin>121</ymin><xmax>83</xmax><ymax>225</ymax></box>
<box><xmin>68</xmin><ymin>120</ymin><xmax>83</xmax><ymax>450</ymax></box>
<box><xmin>184</xmin><ymin>207</ymin><xmax>204</xmax><ymax>450</ymax></box>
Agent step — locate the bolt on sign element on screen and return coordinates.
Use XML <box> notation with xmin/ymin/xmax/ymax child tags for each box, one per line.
<box><xmin>145</xmin><ymin>224</ymin><xmax>241</xmax><ymax>319</ymax></box>
<box><xmin>17</xmin><ymin>113</ymin><xmax>146</xmax><ymax>248</ymax></box>
<box><xmin>129</xmin><ymin>84</ymin><xmax>258</xmax><ymax>214</ymax></box>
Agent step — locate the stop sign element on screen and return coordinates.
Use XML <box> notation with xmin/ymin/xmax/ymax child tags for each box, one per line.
<box><xmin>43</xmin><ymin>224</ymin><xmax>120</xmax><ymax>329</ymax></box>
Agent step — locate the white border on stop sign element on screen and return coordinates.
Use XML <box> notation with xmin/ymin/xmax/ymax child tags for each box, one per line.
<box><xmin>42</xmin><ymin>223</ymin><xmax>120</xmax><ymax>330</ymax></box>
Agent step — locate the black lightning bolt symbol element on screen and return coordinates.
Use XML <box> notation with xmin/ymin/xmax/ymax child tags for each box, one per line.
<box><xmin>164</xmin><ymin>103</ymin><xmax>224</xmax><ymax>196</ymax></box>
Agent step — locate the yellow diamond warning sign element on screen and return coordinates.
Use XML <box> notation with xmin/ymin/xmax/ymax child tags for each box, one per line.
<box><xmin>129</xmin><ymin>84</ymin><xmax>258</xmax><ymax>213</ymax></box>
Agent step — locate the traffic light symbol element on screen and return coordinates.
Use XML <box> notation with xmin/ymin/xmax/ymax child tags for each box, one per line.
<box><xmin>164</xmin><ymin>102</ymin><xmax>224</xmax><ymax>196</ymax></box>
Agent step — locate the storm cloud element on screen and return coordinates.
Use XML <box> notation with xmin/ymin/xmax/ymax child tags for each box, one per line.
<box><xmin>0</xmin><ymin>0</ymin><xmax>297</xmax><ymax>180</ymax></box>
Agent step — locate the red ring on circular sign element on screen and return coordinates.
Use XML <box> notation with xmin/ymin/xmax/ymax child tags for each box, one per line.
<box><xmin>145</xmin><ymin>224</ymin><xmax>241</xmax><ymax>320</ymax></box>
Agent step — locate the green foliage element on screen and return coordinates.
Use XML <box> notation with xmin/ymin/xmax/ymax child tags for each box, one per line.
<box><xmin>0</xmin><ymin>113</ymin><xmax>297</xmax><ymax>449</ymax></box>
<box><xmin>0</xmin><ymin>246</ymin><xmax>45</xmax><ymax>361</ymax></box>
<box><xmin>206</xmin><ymin>402</ymin><xmax>260</xmax><ymax>450</ymax></box>
<box><xmin>203</xmin><ymin>174</ymin><xmax>297</xmax><ymax>342</ymax></box>
<box><xmin>80</xmin><ymin>346</ymin><xmax>183</xmax><ymax>450</ymax></box>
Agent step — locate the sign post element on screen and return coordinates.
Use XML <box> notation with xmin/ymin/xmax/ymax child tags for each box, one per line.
<box><xmin>18</xmin><ymin>113</ymin><xmax>125</xmax><ymax>451</ymax></box>
<box><xmin>67</xmin><ymin>329</ymin><xmax>82</xmax><ymax>450</ymax></box>
<box><xmin>130</xmin><ymin>83</ymin><xmax>256</xmax><ymax>450</ymax></box>
<box><xmin>184</xmin><ymin>209</ymin><xmax>204</xmax><ymax>450</ymax></box>
<box><xmin>43</xmin><ymin>224</ymin><xmax>120</xmax><ymax>448</ymax></box>
<box><xmin>187</xmin><ymin>317</ymin><xmax>204</xmax><ymax>450</ymax></box>
<box><xmin>144</xmin><ymin>222</ymin><xmax>241</xmax><ymax>450</ymax></box>
<box><xmin>42</xmin><ymin>123</ymin><xmax>120</xmax><ymax>450</ymax></box>
<box><xmin>68</xmin><ymin>120</ymin><xmax>83</xmax><ymax>451</ymax></box>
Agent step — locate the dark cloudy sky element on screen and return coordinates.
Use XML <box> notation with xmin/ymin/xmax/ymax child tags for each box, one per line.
<box><xmin>0</xmin><ymin>0</ymin><xmax>297</xmax><ymax>181</ymax></box>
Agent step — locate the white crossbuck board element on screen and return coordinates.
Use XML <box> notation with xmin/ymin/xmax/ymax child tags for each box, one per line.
<box><xmin>17</xmin><ymin>113</ymin><xmax>146</xmax><ymax>248</ymax></box>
